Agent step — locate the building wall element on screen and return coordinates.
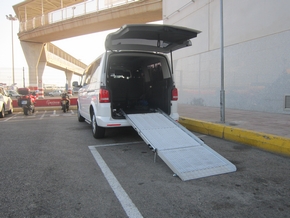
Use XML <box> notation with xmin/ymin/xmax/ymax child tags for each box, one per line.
<box><xmin>163</xmin><ymin>0</ymin><xmax>290</xmax><ymax>113</ymax></box>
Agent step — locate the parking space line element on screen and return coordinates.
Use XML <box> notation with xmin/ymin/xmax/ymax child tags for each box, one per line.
<box><xmin>89</xmin><ymin>145</ymin><xmax>143</xmax><ymax>218</ymax></box>
<box><xmin>40</xmin><ymin>111</ymin><xmax>46</xmax><ymax>119</ymax></box>
<box><xmin>3</xmin><ymin>115</ymin><xmax>14</xmax><ymax>122</ymax></box>
<box><xmin>50</xmin><ymin>110</ymin><xmax>59</xmax><ymax>117</ymax></box>
<box><xmin>93</xmin><ymin>141</ymin><xmax>143</xmax><ymax>148</ymax></box>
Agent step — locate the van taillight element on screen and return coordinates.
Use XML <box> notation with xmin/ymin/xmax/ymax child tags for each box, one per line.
<box><xmin>99</xmin><ymin>89</ymin><xmax>110</xmax><ymax>103</ymax></box>
<box><xmin>171</xmin><ymin>87</ymin><xmax>178</xmax><ymax>101</ymax></box>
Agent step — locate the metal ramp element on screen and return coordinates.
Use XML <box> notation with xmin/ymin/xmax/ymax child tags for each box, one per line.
<box><xmin>121</xmin><ymin>109</ymin><xmax>236</xmax><ymax>181</ymax></box>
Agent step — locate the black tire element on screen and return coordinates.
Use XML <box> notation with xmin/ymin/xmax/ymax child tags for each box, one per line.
<box><xmin>77</xmin><ymin>106</ymin><xmax>85</xmax><ymax>122</ymax></box>
<box><xmin>8</xmin><ymin>103</ymin><xmax>13</xmax><ymax>114</ymax></box>
<box><xmin>91</xmin><ymin>113</ymin><xmax>105</xmax><ymax>139</ymax></box>
<box><xmin>0</xmin><ymin>105</ymin><xmax>5</xmax><ymax>118</ymax></box>
<box><xmin>24</xmin><ymin>107</ymin><xmax>28</xmax><ymax>115</ymax></box>
<box><xmin>62</xmin><ymin>105</ymin><xmax>67</xmax><ymax>113</ymax></box>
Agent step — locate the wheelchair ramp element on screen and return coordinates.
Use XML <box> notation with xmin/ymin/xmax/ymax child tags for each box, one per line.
<box><xmin>122</xmin><ymin>110</ymin><xmax>236</xmax><ymax>181</ymax></box>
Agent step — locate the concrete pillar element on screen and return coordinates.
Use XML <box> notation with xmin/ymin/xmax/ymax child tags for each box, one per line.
<box><xmin>20</xmin><ymin>41</ymin><xmax>45</xmax><ymax>92</ymax></box>
<box><xmin>37</xmin><ymin>61</ymin><xmax>46</xmax><ymax>99</ymax></box>
<box><xmin>65</xmin><ymin>71</ymin><xmax>74</xmax><ymax>92</ymax></box>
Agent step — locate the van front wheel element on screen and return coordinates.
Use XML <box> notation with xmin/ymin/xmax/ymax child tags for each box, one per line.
<box><xmin>92</xmin><ymin>113</ymin><xmax>105</xmax><ymax>139</ymax></box>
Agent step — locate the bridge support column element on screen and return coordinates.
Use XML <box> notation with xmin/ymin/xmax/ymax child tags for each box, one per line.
<box><xmin>37</xmin><ymin>61</ymin><xmax>46</xmax><ymax>99</ymax></box>
<box><xmin>20</xmin><ymin>41</ymin><xmax>45</xmax><ymax>94</ymax></box>
<box><xmin>65</xmin><ymin>71</ymin><xmax>74</xmax><ymax>94</ymax></box>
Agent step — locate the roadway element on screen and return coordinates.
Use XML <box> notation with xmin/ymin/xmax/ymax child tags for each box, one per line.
<box><xmin>0</xmin><ymin>109</ymin><xmax>289</xmax><ymax>217</ymax></box>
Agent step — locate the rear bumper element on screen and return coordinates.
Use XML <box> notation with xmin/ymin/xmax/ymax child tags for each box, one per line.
<box><xmin>96</xmin><ymin>116</ymin><xmax>131</xmax><ymax>127</ymax></box>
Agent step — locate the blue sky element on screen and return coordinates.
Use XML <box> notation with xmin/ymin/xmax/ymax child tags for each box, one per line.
<box><xmin>0</xmin><ymin>0</ymin><xmax>112</xmax><ymax>87</ymax></box>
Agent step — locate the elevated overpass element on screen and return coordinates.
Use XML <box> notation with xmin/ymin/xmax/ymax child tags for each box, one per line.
<box><xmin>12</xmin><ymin>0</ymin><xmax>162</xmax><ymax>97</ymax></box>
<box><xmin>20</xmin><ymin>41</ymin><xmax>87</xmax><ymax>97</ymax></box>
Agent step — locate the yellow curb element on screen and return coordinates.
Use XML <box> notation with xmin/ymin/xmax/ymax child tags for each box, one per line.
<box><xmin>179</xmin><ymin>117</ymin><xmax>225</xmax><ymax>138</ymax></box>
<box><xmin>179</xmin><ymin>116</ymin><xmax>290</xmax><ymax>156</ymax></box>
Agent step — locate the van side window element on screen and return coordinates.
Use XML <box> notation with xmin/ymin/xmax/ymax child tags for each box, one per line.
<box><xmin>91</xmin><ymin>66</ymin><xmax>101</xmax><ymax>83</ymax></box>
<box><xmin>83</xmin><ymin>60</ymin><xmax>100</xmax><ymax>85</ymax></box>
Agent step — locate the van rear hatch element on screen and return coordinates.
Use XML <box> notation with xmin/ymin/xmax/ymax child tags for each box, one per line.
<box><xmin>105</xmin><ymin>24</ymin><xmax>201</xmax><ymax>53</ymax></box>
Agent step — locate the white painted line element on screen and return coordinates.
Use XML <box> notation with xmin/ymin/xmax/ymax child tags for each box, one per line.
<box><xmin>50</xmin><ymin>110</ymin><xmax>59</xmax><ymax>117</ymax></box>
<box><xmin>3</xmin><ymin>113</ymin><xmax>18</xmax><ymax>121</ymax></box>
<box><xmin>3</xmin><ymin>117</ymin><xmax>12</xmax><ymax>122</ymax></box>
<box><xmin>40</xmin><ymin>111</ymin><xmax>46</xmax><ymax>119</ymax></box>
<box><xmin>11</xmin><ymin>112</ymin><xmax>21</xmax><ymax>119</ymax></box>
<box><xmin>89</xmin><ymin>146</ymin><xmax>143</xmax><ymax>218</ymax></box>
<box><xmin>93</xmin><ymin>141</ymin><xmax>143</xmax><ymax>148</ymax></box>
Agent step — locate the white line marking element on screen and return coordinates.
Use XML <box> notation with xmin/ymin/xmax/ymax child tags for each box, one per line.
<box><xmin>89</xmin><ymin>146</ymin><xmax>143</xmax><ymax>218</ymax></box>
<box><xmin>40</xmin><ymin>111</ymin><xmax>46</xmax><ymax>119</ymax></box>
<box><xmin>93</xmin><ymin>141</ymin><xmax>143</xmax><ymax>148</ymax></box>
<box><xmin>3</xmin><ymin>113</ymin><xmax>18</xmax><ymax>121</ymax></box>
<box><xmin>11</xmin><ymin>112</ymin><xmax>21</xmax><ymax>119</ymax></box>
<box><xmin>50</xmin><ymin>110</ymin><xmax>59</xmax><ymax>117</ymax></box>
<box><xmin>3</xmin><ymin>117</ymin><xmax>12</xmax><ymax>122</ymax></box>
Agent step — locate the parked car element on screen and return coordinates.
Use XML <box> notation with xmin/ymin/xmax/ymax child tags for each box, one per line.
<box><xmin>0</xmin><ymin>87</ymin><xmax>14</xmax><ymax>118</ymax></box>
<box><xmin>76</xmin><ymin>24</ymin><xmax>200</xmax><ymax>139</ymax></box>
<box><xmin>8</xmin><ymin>90</ymin><xmax>20</xmax><ymax>98</ymax></box>
<box><xmin>48</xmin><ymin>90</ymin><xmax>62</xmax><ymax>97</ymax></box>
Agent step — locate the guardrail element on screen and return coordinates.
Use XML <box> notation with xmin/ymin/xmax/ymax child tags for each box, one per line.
<box><xmin>12</xmin><ymin>98</ymin><xmax>77</xmax><ymax>108</ymax></box>
<box><xmin>19</xmin><ymin>0</ymin><xmax>140</xmax><ymax>33</ymax></box>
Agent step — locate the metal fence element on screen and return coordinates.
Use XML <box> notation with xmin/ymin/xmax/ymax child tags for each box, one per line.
<box><xmin>19</xmin><ymin>0</ymin><xmax>139</xmax><ymax>32</ymax></box>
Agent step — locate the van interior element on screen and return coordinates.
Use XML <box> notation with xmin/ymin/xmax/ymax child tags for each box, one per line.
<box><xmin>106</xmin><ymin>52</ymin><xmax>175</xmax><ymax>119</ymax></box>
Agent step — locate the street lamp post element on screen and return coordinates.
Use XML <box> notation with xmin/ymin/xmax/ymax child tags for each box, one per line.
<box><xmin>6</xmin><ymin>14</ymin><xmax>18</xmax><ymax>85</ymax></box>
<box><xmin>220</xmin><ymin>0</ymin><xmax>225</xmax><ymax>123</ymax></box>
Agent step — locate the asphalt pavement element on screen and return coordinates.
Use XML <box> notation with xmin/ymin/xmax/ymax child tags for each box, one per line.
<box><xmin>3</xmin><ymin>104</ymin><xmax>290</xmax><ymax>217</ymax></box>
<box><xmin>13</xmin><ymin>102</ymin><xmax>290</xmax><ymax>156</ymax></box>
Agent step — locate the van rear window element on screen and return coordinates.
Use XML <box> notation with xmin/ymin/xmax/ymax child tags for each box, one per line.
<box><xmin>107</xmin><ymin>53</ymin><xmax>171</xmax><ymax>82</ymax></box>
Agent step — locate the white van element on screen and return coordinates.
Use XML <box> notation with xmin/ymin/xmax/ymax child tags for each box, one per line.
<box><xmin>76</xmin><ymin>24</ymin><xmax>200</xmax><ymax>138</ymax></box>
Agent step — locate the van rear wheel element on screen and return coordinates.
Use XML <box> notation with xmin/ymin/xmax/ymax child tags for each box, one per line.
<box><xmin>77</xmin><ymin>106</ymin><xmax>85</xmax><ymax>122</ymax></box>
<box><xmin>92</xmin><ymin>113</ymin><xmax>105</xmax><ymax>139</ymax></box>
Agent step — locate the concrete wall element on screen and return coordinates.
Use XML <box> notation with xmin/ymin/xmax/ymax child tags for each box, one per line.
<box><xmin>163</xmin><ymin>0</ymin><xmax>290</xmax><ymax>113</ymax></box>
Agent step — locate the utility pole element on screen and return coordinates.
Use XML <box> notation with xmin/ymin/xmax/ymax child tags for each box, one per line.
<box><xmin>6</xmin><ymin>14</ymin><xmax>18</xmax><ymax>85</ymax></box>
<box><xmin>220</xmin><ymin>0</ymin><xmax>225</xmax><ymax>123</ymax></box>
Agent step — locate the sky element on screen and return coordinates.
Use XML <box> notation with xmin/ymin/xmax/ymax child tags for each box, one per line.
<box><xmin>0</xmin><ymin>0</ymin><xmax>115</xmax><ymax>87</ymax></box>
